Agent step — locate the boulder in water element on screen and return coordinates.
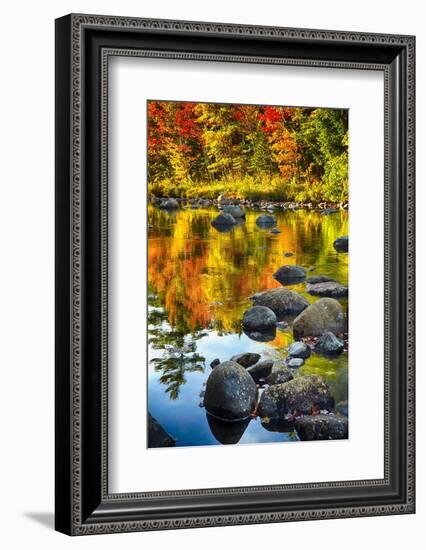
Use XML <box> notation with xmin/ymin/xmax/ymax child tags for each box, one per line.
<box><xmin>285</xmin><ymin>357</ymin><xmax>304</xmax><ymax>368</ymax></box>
<box><xmin>293</xmin><ymin>298</ymin><xmax>346</xmax><ymax>339</ymax></box>
<box><xmin>280</xmin><ymin>375</ymin><xmax>334</xmax><ymax>414</ymax></box>
<box><xmin>160</xmin><ymin>197</ymin><xmax>179</xmax><ymax>210</ymax></box>
<box><xmin>204</xmin><ymin>361</ymin><xmax>258</xmax><ymax>421</ymax></box>
<box><xmin>314</xmin><ymin>331</ymin><xmax>345</xmax><ymax>355</ymax></box>
<box><xmin>251</xmin><ymin>288</ymin><xmax>309</xmax><ymax>316</ymax></box>
<box><xmin>288</xmin><ymin>341</ymin><xmax>311</xmax><ymax>359</ymax></box>
<box><xmin>273</xmin><ymin>265</ymin><xmax>306</xmax><ymax>285</ymax></box>
<box><xmin>242</xmin><ymin>306</ymin><xmax>277</xmax><ymax>331</ymax></box>
<box><xmin>306</xmin><ymin>281</ymin><xmax>348</xmax><ymax>298</ymax></box>
<box><xmin>247</xmin><ymin>359</ymin><xmax>273</xmax><ymax>382</ymax></box>
<box><xmin>333</xmin><ymin>235</ymin><xmax>349</xmax><ymax>252</ymax></box>
<box><xmin>258</xmin><ymin>383</ymin><xmax>289</xmax><ymax>419</ymax></box>
<box><xmin>230</xmin><ymin>352</ymin><xmax>260</xmax><ymax>368</ymax></box>
<box><xmin>259</xmin><ymin>374</ymin><xmax>333</xmax><ymax>418</ymax></box>
<box><xmin>211</xmin><ymin>212</ymin><xmax>237</xmax><ymax>228</ymax></box>
<box><xmin>221</xmin><ymin>205</ymin><xmax>245</xmax><ymax>218</ymax></box>
<box><xmin>295</xmin><ymin>414</ymin><xmax>348</xmax><ymax>440</ymax></box>
<box><xmin>265</xmin><ymin>368</ymin><xmax>294</xmax><ymax>386</ymax></box>
<box><xmin>256</xmin><ymin>214</ymin><xmax>277</xmax><ymax>228</ymax></box>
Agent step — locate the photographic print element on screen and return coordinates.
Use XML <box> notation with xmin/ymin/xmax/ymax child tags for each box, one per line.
<box><xmin>147</xmin><ymin>100</ymin><xmax>349</xmax><ymax>448</ymax></box>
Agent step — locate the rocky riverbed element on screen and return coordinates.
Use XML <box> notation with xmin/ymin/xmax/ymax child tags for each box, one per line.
<box><xmin>147</xmin><ymin>199</ymin><xmax>349</xmax><ymax>447</ymax></box>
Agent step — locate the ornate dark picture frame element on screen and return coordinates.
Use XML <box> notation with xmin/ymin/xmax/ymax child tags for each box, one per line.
<box><xmin>55</xmin><ymin>14</ymin><xmax>415</xmax><ymax>535</ymax></box>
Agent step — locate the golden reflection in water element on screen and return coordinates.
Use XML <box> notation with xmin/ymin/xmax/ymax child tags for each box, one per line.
<box><xmin>148</xmin><ymin>205</ymin><xmax>348</xmax><ymax>337</ymax></box>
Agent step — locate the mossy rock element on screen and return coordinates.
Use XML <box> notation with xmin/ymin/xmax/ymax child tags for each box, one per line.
<box><xmin>259</xmin><ymin>375</ymin><xmax>334</xmax><ymax>419</ymax></box>
<box><xmin>293</xmin><ymin>297</ymin><xmax>346</xmax><ymax>339</ymax></box>
<box><xmin>281</xmin><ymin>375</ymin><xmax>334</xmax><ymax>414</ymax></box>
<box><xmin>251</xmin><ymin>288</ymin><xmax>309</xmax><ymax>316</ymax></box>
<box><xmin>204</xmin><ymin>361</ymin><xmax>258</xmax><ymax>421</ymax></box>
<box><xmin>295</xmin><ymin>414</ymin><xmax>348</xmax><ymax>440</ymax></box>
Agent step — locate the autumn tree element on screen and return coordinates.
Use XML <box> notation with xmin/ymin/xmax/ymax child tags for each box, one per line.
<box><xmin>147</xmin><ymin>100</ymin><xmax>349</xmax><ymax>205</ymax></box>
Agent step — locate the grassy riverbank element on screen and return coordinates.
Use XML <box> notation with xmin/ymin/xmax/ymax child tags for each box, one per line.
<box><xmin>148</xmin><ymin>173</ymin><xmax>348</xmax><ymax>205</ymax></box>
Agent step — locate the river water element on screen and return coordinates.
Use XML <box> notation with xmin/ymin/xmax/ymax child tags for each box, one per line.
<box><xmin>147</xmin><ymin>204</ymin><xmax>349</xmax><ymax>447</ymax></box>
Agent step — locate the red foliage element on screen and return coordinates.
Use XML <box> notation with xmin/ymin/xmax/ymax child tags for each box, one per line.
<box><xmin>258</xmin><ymin>106</ymin><xmax>283</xmax><ymax>133</ymax></box>
<box><xmin>174</xmin><ymin>103</ymin><xmax>200</xmax><ymax>139</ymax></box>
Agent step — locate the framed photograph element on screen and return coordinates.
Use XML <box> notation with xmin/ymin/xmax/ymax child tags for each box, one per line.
<box><xmin>55</xmin><ymin>14</ymin><xmax>415</xmax><ymax>535</ymax></box>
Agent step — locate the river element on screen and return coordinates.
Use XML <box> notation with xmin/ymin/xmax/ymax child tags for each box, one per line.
<box><xmin>147</xmin><ymin>204</ymin><xmax>349</xmax><ymax>447</ymax></box>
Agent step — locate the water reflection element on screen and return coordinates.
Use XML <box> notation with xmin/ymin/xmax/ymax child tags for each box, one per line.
<box><xmin>243</xmin><ymin>327</ymin><xmax>277</xmax><ymax>342</ymax></box>
<box><xmin>261</xmin><ymin>418</ymin><xmax>295</xmax><ymax>433</ymax></box>
<box><xmin>206</xmin><ymin>414</ymin><xmax>250</xmax><ymax>445</ymax></box>
<box><xmin>148</xmin><ymin>294</ymin><xmax>207</xmax><ymax>400</ymax></box>
<box><xmin>147</xmin><ymin>205</ymin><xmax>349</xmax><ymax>447</ymax></box>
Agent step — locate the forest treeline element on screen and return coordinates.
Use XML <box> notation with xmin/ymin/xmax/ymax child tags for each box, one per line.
<box><xmin>147</xmin><ymin>101</ymin><xmax>349</xmax><ymax>205</ymax></box>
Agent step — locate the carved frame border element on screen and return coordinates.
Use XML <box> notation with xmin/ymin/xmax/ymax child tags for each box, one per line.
<box><xmin>56</xmin><ymin>13</ymin><xmax>415</xmax><ymax>535</ymax></box>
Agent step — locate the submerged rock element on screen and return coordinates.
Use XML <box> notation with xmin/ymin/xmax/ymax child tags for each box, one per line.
<box><xmin>204</xmin><ymin>361</ymin><xmax>258</xmax><ymax>421</ymax></box>
<box><xmin>221</xmin><ymin>205</ymin><xmax>245</xmax><ymax>218</ymax></box>
<box><xmin>256</xmin><ymin>214</ymin><xmax>277</xmax><ymax>228</ymax></box>
<box><xmin>247</xmin><ymin>359</ymin><xmax>273</xmax><ymax>382</ymax></box>
<box><xmin>251</xmin><ymin>288</ymin><xmax>309</xmax><ymax>316</ymax></box>
<box><xmin>206</xmin><ymin>414</ymin><xmax>250</xmax><ymax>444</ymax></box>
<box><xmin>333</xmin><ymin>235</ymin><xmax>349</xmax><ymax>252</ymax></box>
<box><xmin>211</xmin><ymin>212</ymin><xmax>237</xmax><ymax>228</ymax></box>
<box><xmin>265</xmin><ymin>369</ymin><xmax>294</xmax><ymax>386</ymax></box>
<box><xmin>284</xmin><ymin>252</ymin><xmax>294</xmax><ymax>257</ymax></box>
<box><xmin>306</xmin><ymin>281</ymin><xmax>348</xmax><ymax>298</ymax></box>
<box><xmin>160</xmin><ymin>197</ymin><xmax>179</xmax><ymax>210</ymax></box>
<box><xmin>273</xmin><ymin>265</ymin><xmax>306</xmax><ymax>285</ymax></box>
<box><xmin>148</xmin><ymin>413</ymin><xmax>176</xmax><ymax>448</ymax></box>
<box><xmin>321</xmin><ymin>207</ymin><xmax>338</xmax><ymax>215</ymax></box>
<box><xmin>295</xmin><ymin>414</ymin><xmax>348</xmax><ymax>440</ymax></box>
<box><xmin>288</xmin><ymin>341</ymin><xmax>311</xmax><ymax>359</ymax></box>
<box><xmin>314</xmin><ymin>331</ymin><xmax>345</xmax><ymax>355</ymax></box>
<box><xmin>242</xmin><ymin>306</ymin><xmax>277</xmax><ymax>331</ymax></box>
<box><xmin>306</xmin><ymin>275</ymin><xmax>335</xmax><ymax>284</ymax></box>
<box><xmin>293</xmin><ymin>298</ymin><xmax>346</xmax><ymax>339</ymax></box>
<box><xmin>230</xmin><ymin>352</ymin><xmax>260</xmax><ymax>368</ymax></box>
